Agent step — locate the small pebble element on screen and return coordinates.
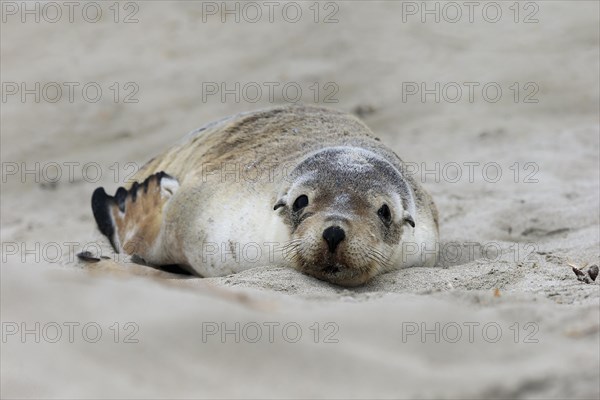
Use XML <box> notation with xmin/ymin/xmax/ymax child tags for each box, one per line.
<box><xmin>571</xmin><ymin>264</ymin><xmax>598</xmax><ymax>284</ymax></box>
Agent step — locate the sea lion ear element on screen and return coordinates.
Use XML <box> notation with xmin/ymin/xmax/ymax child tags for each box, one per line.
<box><xmin>273</xmin><ymin>196</ymin><xmax>287</xmax><ymax>211</ymax></box>
<box><xmin>403</xmin><ymin>211</ymin><xmax>415</xmax><ymax>228</ymax></box>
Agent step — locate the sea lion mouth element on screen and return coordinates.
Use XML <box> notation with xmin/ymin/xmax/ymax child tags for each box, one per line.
<box><xmin>322</xmin><ymin>264</ymin><xmax>342</xmax><ymax>274</ymax></box>
<box><xmin>286</xmin><ymin>239</ymin><xmax>379</xmax><ymax>286</ymax></box>
<box><xmin>310</xmin><ymin>267</ymin><xmax>371</xmax><ymax>287</ymax></box>
<box><xmin>300</xmin><ymin>259</ymin><xmax>373</xmax><ymax>286</ymax></box>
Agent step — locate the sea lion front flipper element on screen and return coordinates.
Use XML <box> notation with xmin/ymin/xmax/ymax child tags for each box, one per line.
<box><xmin>91</xmin><ymin>172</ymin><xmax>179</xmax><ymax>260</ymax></box>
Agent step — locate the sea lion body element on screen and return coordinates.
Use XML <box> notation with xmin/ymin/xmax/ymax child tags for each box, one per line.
<box><xmin>92</xmin><ymin>105</ymin><xmax>439</xmax><ymax>286</ymax></box>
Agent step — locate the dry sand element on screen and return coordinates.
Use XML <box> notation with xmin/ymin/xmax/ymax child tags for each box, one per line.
<box><xmin>1</xmin><ymin>1</ymin><xmax>599</xmax><ymax>399</ymax></box>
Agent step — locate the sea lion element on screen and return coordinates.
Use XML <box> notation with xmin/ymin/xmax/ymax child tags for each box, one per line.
<box><xmin>91</xmin><ymin>105</ymin><xmax>439</xmax><ymax>286</ymax></box>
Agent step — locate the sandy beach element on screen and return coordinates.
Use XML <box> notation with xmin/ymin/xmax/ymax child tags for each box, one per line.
<box><xmin>1</xmin><ymin>1</ymin><xmax>599</xmax><ymax>398</ymax></box>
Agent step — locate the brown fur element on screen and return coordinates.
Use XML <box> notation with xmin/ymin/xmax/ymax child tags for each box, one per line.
<box><xmin>130</xmin><ymin>106</ymin><xmax>375</xmax><ymax>185</ymax></box>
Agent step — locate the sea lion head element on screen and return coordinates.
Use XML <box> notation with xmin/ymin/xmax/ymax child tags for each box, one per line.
<box><xmin>274</xmin><ymin>146</ymin><xmax>416</xmax><ymax>286</ymax></box>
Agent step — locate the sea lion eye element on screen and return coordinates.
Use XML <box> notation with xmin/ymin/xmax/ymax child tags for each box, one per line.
<box><xmin>378</xmin><ymin>204</ymin><xmax>392</xmax><ymax>224</ymax></box>
<box><xmin>293</xmin><ymin>195</ymin><xmax>309</xmax><ymax>212</ymax></box>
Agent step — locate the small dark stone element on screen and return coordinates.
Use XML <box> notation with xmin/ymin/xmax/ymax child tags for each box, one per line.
<box><xmin>572</xmin><ymin>264</ymin><xmax>599</xmax><ymax>284</ymax></box>
<box><xmin>352</xmin><ymin>104</ymin><xmax>376</xmax><ymax>118</ymax></box>
<box><xmin>587</xmin><ymin>265</ymin><xmax>598</xmax><ymax>282</ymax></box>
<box><xmin>572</xmin><ymin>267</ymin><xmax>585</xmax><ymax>279</ymax></box>
<box><xmin>77</xmin><ymin>251</ymin><xmax>100</xmax><ymax>263</ymax></box>
<box><xmin>40</xmin><ymin>181</ymin><xmax>58</xmax><ymax>190</ymax></box>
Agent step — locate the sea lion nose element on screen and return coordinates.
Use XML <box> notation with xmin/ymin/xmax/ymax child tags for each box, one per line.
<box><xmin>322</xmin><ymin>226</ymin><xmax>345</xmax><ymax>253</ymax></box>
